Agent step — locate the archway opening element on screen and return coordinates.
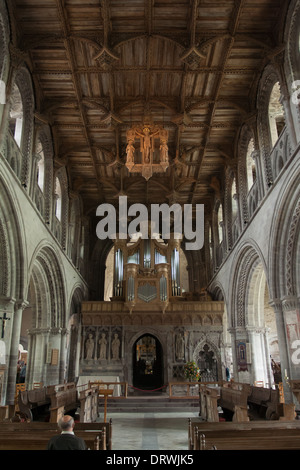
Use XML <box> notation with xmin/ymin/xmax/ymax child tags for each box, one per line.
<box><xmin>132</xmin><ymin>334</ymin><xmax>163</xmax><ymax>391</ymax></box>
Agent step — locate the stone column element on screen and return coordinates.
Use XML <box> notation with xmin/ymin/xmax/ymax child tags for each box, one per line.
<box><xmin>270</xmin><ymin>298</ymin><xmax>293</xmax><ymax>403</ymax></box>
<box><xmin>247</xmin><ymin>326</ymin><xmax>273</xmax><ymax>386</ymax></box>
<box><xmin>26</xmin><ymin>327</ymin><xmax>50</xmax><ymax>387</ymax></box>
<box><xmin>228</xmin><ymin>326</ymin><xmax>251</xmax><ymax>383</ymax></box>
<box><xmin>280</xmin><ymin>83</ymin><xmax>297</xmax><ymax>150</ymax></box>
<box><xmin>282</xmin><ymin>296</ymin><xmax>300</xmax><ymax>379</ymax></box>
<box><xmin>7</xmin><ymin>301</ymin><xmax>27</xmax><ymax>406</ymax></box>
<box><xmin>59</xmin><ymin>328</ymin><xmax>68</xmax><ymax>383</ymax></box>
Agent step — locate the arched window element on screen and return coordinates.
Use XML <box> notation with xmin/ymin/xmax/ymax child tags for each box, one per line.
<box><xmin>217</xmin><ymin>203</ymin><xmax>223</xmax><ymax>243</ymax></box>
<box><xmin>36</xmin><ymin>139</ymin><xmax>45</xmax><ymax>191</ymax></box>
<box><xmin>9</xmin><ymin>82</ymin><xmax>23</xmax><ymax>147</ymax></box>
<box><xmin>55</xmin><ymin>177</ymin><xmax>62</xmax><ymax>221</ymax></box>
<box><xmin>268</xmin><ymin>82</ymin><xmax>285</xmax><ymax>147</ymax></box>
<box><xmin>246</xmin><ymin>138</ymin><xmax>256</xmax><ymax>191</ymax></box>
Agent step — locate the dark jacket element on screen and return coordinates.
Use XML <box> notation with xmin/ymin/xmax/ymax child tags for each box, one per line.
<box><xmin>47</xmin><ymin>432</ymin><xmax>87</xmax><ymax>450</ymax></box>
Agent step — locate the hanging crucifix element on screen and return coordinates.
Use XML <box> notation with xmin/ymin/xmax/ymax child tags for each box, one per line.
<box><xmin>0</xmin><ymin>312</ymin><xmax>11</xmax><ymax>339</ymax></box>
<box><xmin>125</xmin><ymin>121</ymin><xmax>169</xmax><ymax>180</ymax></box>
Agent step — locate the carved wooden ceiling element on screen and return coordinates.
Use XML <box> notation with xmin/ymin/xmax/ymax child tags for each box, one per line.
<box><xmin>11</xmin><ymin>0</ymin><xmax>286</xmax><ymax>217</ymax></box>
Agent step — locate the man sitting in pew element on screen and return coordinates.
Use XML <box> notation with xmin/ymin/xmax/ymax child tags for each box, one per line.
<box><xmin>47</xmin><ymin>415</ymin><xmax>87</xmax><ymax>450</ymax></box>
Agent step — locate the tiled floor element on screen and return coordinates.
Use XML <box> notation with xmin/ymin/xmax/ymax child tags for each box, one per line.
<box><xmin>102</xmin><ymin>411</ymin><xmax>200</xmax><ymax>451</ymax></box>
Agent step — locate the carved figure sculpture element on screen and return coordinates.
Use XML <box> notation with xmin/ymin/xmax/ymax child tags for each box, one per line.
<box><xmin>176</xmin><ymin>332</ymin><xmax>185</xmax><ymax>360</ymax></box>
<box><xmin>85</xmin><ymin>334</ymin><xmax>94</xmax><ymax>360</ymax></box>
<box><xmin>112</xmin><ymin>333</ymin><xmax>120</xmax><ymax>360</ymax></box>
<box><xmin>99</xmin><ymin>333</ymin><xmax>107</xmax><ymax>360</ymax></box>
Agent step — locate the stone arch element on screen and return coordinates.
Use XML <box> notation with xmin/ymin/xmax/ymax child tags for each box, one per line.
<box><xmin>131</xmin><ymin>331</ymin><xmax>164</xmax><ymax>390</ymax></box>
<box><xmin>256</xmin><ymin>64</ymin><xmax>286</xmax><ymax>189</ymax></box>
<box><xmin>284</xmin><ymin>0</ymin><xmax>300</xmax><ymax>86</ymax></box>
<box><xmin>0</xmin><ymin>0</ymin><xmax>10</xmax><ymax>124</ymax></box>
<box><xmin>7</xmin><ymin>65</ymin><xmax>35</xmax><ymax>187</ymax></box>
<box><xmin>230</xmin><ymin>242</ymin><xmax>268</xmax><ymax>329</ymax></box>
<box><xmin>0</xmin><ymin>175</ymin><xmax>26</xmax><ymax>301</ymax></box>
<box><xmin>25</xmin><ymin>243</ymin><xmax>67</xmax><ymax>385</ymax></box>
<box><xmin>224</xmin><ymin>166</ymin><xmax>240</xmax><ymax>249</ymax></box>
<box><xmin>32</xmin><ymin>124</ymin><xmax>54</xmax><ymax>223</ymax></box>
<box><xmin>269</xmin><ymin>166</ymin><xmax>300</xmax><ymax>300</ymax></box>
<box><xmin>128</xmin><ymin>328</ymin><xmax>167</xmax><ymax>389</ymax></box>
<box><xmin>53</xmin><ymin>166</ymin><xmax>69</xmax><ymax>250</ymax></box>
<box><xmin>284</xmin><ymin>0</ymin><xmax>300</xmax><ymax>143</ymax></box>
<box><xmin>28</xmin><ymin>243</ymin><xmax>66</xmax><ymax>329</ymax></box>
<box><xmin>230</xmin><ymin>242</ymin><xmax>277</xmax><ymax>384</ymax></box>
<box><xmin>237</xmin><ymin>122</ymin><xmax>260</xmax><ymax>225</ymax></box>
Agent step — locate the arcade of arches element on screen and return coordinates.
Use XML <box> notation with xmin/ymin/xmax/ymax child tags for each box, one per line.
<box><xmin>0</xmin><ymin>0</ymin><xmax>300</xmax><ymax>413</ymax></box>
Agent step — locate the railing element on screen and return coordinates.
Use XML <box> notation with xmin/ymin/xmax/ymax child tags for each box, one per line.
<box><xmin>169</xmin><ymin>380</ymin><xmax>226</xmax><ymax>399</ymax></box>
<box><xmin>168</xmin><ymin>381</ymin><xmax>200</xmax><ymax>398</ymax></box>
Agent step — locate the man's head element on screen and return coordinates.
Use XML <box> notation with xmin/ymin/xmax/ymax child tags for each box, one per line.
<box><xmin>58</xmin><ymin>415</ymin><xmax>75</xmax><ymax>432</ymax></box>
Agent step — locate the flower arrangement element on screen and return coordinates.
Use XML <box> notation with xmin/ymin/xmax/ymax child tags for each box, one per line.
<box><xmin>184</xmin><ymin>361</ymin><xmax>200</xmax><ymax>381</ymax></box>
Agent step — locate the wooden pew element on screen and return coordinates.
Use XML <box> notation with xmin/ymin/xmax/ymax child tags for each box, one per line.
<box><xmin>0</xmin><ymin>429</ymin><xmax>105</xmax><ymax>450</ymax></box>
<box><xmin>247</xmin><ymin>384</ymin><xmax>280</xmax><ymax>419</ymax></box>
<box><xmin>0</xmin><ymin>419</ymin><xmax>113</xmax><ymax>450</ymax></box>
<box><xmin>17</xmin><ymin>386</ymin><xmax>50</xmax><ymax>421</ymax></box>
<box><xmin>199</xmin><ymin>382</ymin><xmax>250</xmax><ymax>422</ymax></box>
<box><xmin>199</xmin><ymin>384</ymin><xmax>219</xmax><ymax>422</ymax></box>
<box><xmin>188</xmin><ymin>419</ymin><xmax>300</xmax><ymax>450</ymax></box>
<box><xmin>78</xmin><ymin>385</ymin><xmax>99</xmax><ymax>423</ymax></box>
<box><xmin>218</xmin><ymin>382</ymin><xmax>251</xmax><ymax>422</ymax></box>
<box><xmin>46</xmin><ymin>382</ymin><xmax>79</xmax><ymax>423</ymax></box>
<box><xmin>16</xmin><ymin>382</ymin><xmax>99</xmax><ymax>423</ymax></box>
<box><xmin>199</xmin><ymin>382</ymin><xmax>295</xmax><ymax>423</ymax></box>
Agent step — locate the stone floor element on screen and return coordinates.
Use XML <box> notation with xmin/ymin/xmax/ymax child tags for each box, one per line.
<box><xmin>98</xmin><ymin>410</ymin><xmax>200</xmax><ymax>451</ymax></box>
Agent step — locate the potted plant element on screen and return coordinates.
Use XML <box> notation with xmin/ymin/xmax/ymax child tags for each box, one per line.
<box><xmin>184</xmin><ymin>361</ymin><xmax>200</xmax><ymax>382</ymax></box>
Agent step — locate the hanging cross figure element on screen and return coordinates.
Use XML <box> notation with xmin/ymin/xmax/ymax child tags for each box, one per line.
<box><xmin>0</xmin><ymin>312</ymin><xmax>11</xmax><ymax>339</ymax></box>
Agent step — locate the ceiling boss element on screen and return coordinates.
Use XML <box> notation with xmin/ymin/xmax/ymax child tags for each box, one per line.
<box><xmin>125</xmin><ymin>119</ymin><xmax>169</xmax><ymax>181</ymax></box>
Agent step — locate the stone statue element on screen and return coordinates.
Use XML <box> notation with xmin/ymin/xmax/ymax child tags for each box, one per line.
<box><xmin>99</xmin><ymin>332</ymin><xmax>107</xmax><ymax>360</ymax></box>
<box><xmin>85</xmin><ymin>333</ymin><xmax>94</xmax><ymax>360</ymax></box>
<box><xmin>175</xmin><ymin>332</ymin><xmax>185</xmax><ymax>360</ymax></box>
<box><xmin>126</xmin><ymin>138</ymin><xmax>135</xmax><ymax>166</ymax></box>
<box><xmin>112</xmin><ymin>333</ymin><xmax>120</xmax><ymax>360</ymax></box>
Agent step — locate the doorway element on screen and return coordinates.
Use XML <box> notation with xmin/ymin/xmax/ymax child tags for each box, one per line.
<box><xmin>132</xmin><ymin>334</ymin><xmax>163</xmax><ymax>390</ymax></box>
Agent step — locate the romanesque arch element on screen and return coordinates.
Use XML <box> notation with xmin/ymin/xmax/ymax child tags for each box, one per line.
<box><xmin>0</xmin><ymin>174</ymin><xmax>26</xmax><ymax>405</ymax></box>
<box><xmin>6</xmin><ymin>65</ymin><xmax>35</xmax><ymax>188</ymax></box>
<box><xmin>0</xmin><ymin>175</ymin><xmax>26</xmax><ymax>301</ymax></box>
<box><xmin>25</xmin><ymin>244</ymin><xmax>67</xmax><ymax>386</ymax></box>
<box><xmin>31</xmin><ymin>124</ymin><xmax>54</xmax><ymax>224</ymax></box>
<box><xmin>229</xmin><ymin>243</ymin><xmax>277</xmax><ymax>385</ymax></box>
<box><xmin>284</xmin><ymin>0</ymin><xmax>300</xmax><ymax>143</ymax></box>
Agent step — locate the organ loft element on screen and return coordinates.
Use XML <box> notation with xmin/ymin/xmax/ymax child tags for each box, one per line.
<box><xmin>80</xmin><ymin>226</ymin><xmax>225</xmax><ymax>391</ymax></box>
